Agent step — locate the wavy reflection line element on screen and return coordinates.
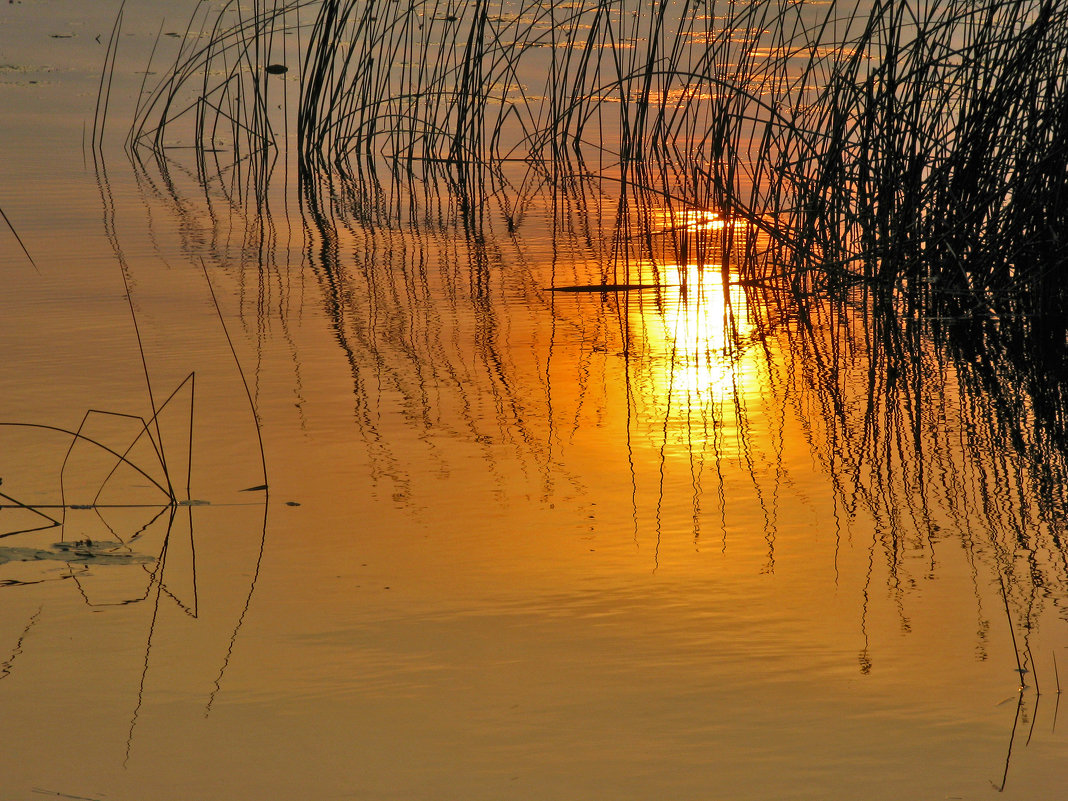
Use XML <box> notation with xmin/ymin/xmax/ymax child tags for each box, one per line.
<box><xmin>205</xmin><ymin>501</ymin><xmax>268</xmax><ymax>717</ymax></box>
<box><xmin>124</xmin><ymin>554</ymin><xmax>165</xmax><ymax>768</ymax></box>
<box><xmin>0</xmin><ymin>606</ymin><xmax>42</xmax><ymax>681</ymax></box>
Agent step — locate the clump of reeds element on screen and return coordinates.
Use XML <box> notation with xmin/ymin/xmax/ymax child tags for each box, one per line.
<box><xmin>765</xmin><ymin>1</ymin><xmax>1068</xmax><ymax>297</ymax></box>
<box><xmin>127</xmin><ymin>0</ymin><xmax>306</xmax><ymax>189</ymax></box>
<box><xmin>128</xmin><ymin>0</ymin><xmax>1068</xmax><ymax>304</ymax></box>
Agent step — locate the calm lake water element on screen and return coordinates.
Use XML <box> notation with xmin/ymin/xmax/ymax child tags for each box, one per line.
<box><xmin>2</xmin><ymin>2</ymin><xmax>1067</xmax><ymax>799</ymax></box>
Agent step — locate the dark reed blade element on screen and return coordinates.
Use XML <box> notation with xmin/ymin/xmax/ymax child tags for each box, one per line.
<box><xmin>0</xmin><ymin>204</ymin><xmax>39</xmax><ymax>272</ymax></box>
<box><xmin>548</xmin><ymin>283</ymin><xmax>674</xmax><ymax>292</ymax></box>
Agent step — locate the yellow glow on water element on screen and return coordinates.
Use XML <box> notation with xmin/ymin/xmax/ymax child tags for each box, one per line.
<box><xmin>646</xmin><ymin>263</ymin><xmax>754</xmax><ymax>403</ymax></box>
<box><xmin>678</xmin><ymin>208</ymin><xmax>728</xmax><ymax>231</ymax></box>
<box><xmin>627</xmin><ymin>199</ymin><xmax>758</xmax><ymax>406</ymax></box>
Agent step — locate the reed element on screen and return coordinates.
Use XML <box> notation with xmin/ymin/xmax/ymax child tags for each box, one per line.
<box><xmin>0</xmin><ymin>203</ymin><xmax>39</xmax><ymax>273</ymax></box>
<box><xmin>125</xmin><ymin>0</ymin><xmax>1067</xmax><ymax>306</ymax></box>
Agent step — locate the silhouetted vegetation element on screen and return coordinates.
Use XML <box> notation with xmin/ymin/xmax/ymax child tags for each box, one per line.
<box><xmin>129</xmin><ymin>1</ymin><xmax>1067</xmax><ymax>296</ymax></box>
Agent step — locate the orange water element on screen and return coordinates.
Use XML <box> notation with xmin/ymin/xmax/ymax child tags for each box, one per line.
<box><xmin>1</xmin><ymin>3</ymin><xmax>1066</xmax><ymax>800</ymax></box>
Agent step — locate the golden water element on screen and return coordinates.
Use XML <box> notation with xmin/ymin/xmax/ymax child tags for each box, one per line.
<box><xmin>1</xmin><ymin>3</ymin><xmax>1066</xmax><ymax>800</ymax></box>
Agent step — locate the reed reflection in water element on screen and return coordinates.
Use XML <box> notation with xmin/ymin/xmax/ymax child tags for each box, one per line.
<box><xmin>186</xmin><ymin>145</ymin><xmax>1068</xmax><ymax>645</ymax></box>
<box><xmin>141</xmin><ymin>130</ymin><xmax>1068</xmax><ymax>609</ymax></box>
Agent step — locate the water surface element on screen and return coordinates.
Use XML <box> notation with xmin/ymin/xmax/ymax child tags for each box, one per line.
<box><xmin>1</xmin><ymin>2</ymin><xmax>1067</xmax><ymax>800</ymax></box>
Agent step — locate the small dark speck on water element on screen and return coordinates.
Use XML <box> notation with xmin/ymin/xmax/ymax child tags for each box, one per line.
<box><xmin>285</xmin><ymin>501</ymin><xmax>301</xmax><ymax>506</ymax></box>
<box><xmin>265</xmin><ymin>64</ymin><xmax>288</xmax><ymax>75</ymax></box>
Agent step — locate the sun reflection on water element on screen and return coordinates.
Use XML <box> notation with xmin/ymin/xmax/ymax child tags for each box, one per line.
<box><xmin>647</xmin><ymin>264</ymin><xmax>754</xmax><ymax>403</ymax></box>
<box><xmin>629</xmin><ymin>203</ymin><xmax>759</xmax><ymax>408</ymax></box>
